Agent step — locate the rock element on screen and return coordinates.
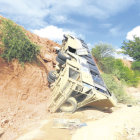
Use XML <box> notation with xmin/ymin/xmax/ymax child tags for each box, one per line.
<box><xmin>43</xmin><ymin>54</ymin><xmax>53</xmax><ymax>62</ymax></box>
<box><xmin>127</xmin><ymin>104</ymin><xmax>132</xmax><ymax>107</ymax></box>
<box><xmin>1</xmin><ymin>119</ymin><xmax>9</xmax><ymax>124</ymax></box>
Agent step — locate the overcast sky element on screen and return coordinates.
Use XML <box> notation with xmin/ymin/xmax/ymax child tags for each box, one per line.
<box><xmin>0</xmin><ymin>0</ymin><xmax>140</xmax><ymax>49</ymax></box>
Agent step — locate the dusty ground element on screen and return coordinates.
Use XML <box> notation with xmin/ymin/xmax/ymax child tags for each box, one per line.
<box><xmin>14</xmin><ymin>105</ymin><xmax>140</xmax><ymax>140</ymax></box>
<box><xmin>72</xmin><ymin>105</ymin><xmax>140</xmax><ymax>140</ymax></box>
<box><xmin>125</xmin><ymin>86</ymin><xmax>140</xmax><ymax>105</ymax></box>
<box><xmin>14</xmin><ymin>108</ymin><xmax>110</xmax><ymax>140</ymax></box>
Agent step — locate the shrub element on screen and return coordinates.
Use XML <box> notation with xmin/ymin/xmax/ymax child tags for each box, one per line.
<box><xmin>113</xmin><ymin>59</ymin><xmax>139</xmax><ymax>87</ymax></box>
<box><xmin>99</xmin><ymin>57</ymin><xmax>116</xmax><ymax>73</ymax></box>
<box><xmin>0</xmin><ymin>19</ymin><xmax>40</xmax><ymax>63</ymax></box>
<box><xmin>102</xmin><ymin>73</ymin><xmax>132</xmax><ymax>103</ymax></box>
<box><xmin>131</xmin><ymin>61</ymin><xmax>140</xmax><ymax>71</ymax></box>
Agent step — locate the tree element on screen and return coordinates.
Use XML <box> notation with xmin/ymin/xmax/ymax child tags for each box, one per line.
<box><xmin>92</xmin><ymin>43</ymin><xmax>115</xmax><ymax>73</ymax></box>
<box><xmin>121</xmin><ymin>36</ymin><xmax>140</xmax><ymax>61</ymax></box>
<box><xmin>92</xmin><ymin>42</ymin><xmax>140</xmax><ymax>86</ymax></box>
<box><xmin>92</xmin><ymin>43</ymin><xmax>115</xmax><ymax>62</ymax></box>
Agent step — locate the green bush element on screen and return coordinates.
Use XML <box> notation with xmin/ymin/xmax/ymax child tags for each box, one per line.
<box><xmin>102</xmin><ymin>73</ymin><xmax>132</xmax><ymax>103</ymax></box>
<box><xmin>113</xmin><ymin>59</ymin><xmax>139</xmax><ymax>87</ymax></box>
<box><xmin>92</xmin><ymin>55</ymin><xmax>139</xmax><ymax>87</ymax></box>
<box><xmin>92</xmin><ymin>42</ymin><xmax>140</xmax><ymax>87</ymax></box>
<box><xmin>131</xmin><ymin>61</ymin><xmax>140</xmax><ymax>71</ymax></box>
<box><xmin>0</xmin><ymin>19</ymin><xmax>40</xmax><ymax>63</ymax></box>
<box><xmin>99</xmin><ymin>57</ymin><xmax>116</xmax><ymax>73</ymax></box>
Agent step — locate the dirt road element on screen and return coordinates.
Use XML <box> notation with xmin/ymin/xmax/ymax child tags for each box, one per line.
<box><xmin>72</xmin><ymin>105</ymin><xmax>140</xmax><ymax>140</ymax></box>
<box><xmin>14</xmin><ymin>105</ymin><xmax>140</xmax><ymax>140</ymax></box>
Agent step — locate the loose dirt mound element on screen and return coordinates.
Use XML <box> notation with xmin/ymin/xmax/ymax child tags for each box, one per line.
<box><xmin>121</xmin><ymin>59</ymin><xmax>132</xmax><ymax>68</ymax></box>
<box><xmin>0</xmin><ymin>60</ymin><xmax>52</xmax><ymax>138</ymax></box>
<box><xmin>0</xmin><ymin>16</ymin><xmax>60</xmax><ymax>139</ymax></box>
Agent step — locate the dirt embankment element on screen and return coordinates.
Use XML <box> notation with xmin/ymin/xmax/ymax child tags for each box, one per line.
<box><xmin>121</xmin><ymin>59</ymin><xmax>132</xmax><ymax>68</ymax></box>
<box><xmin>0</xmin><ymin>58</ymin><xmax>51</xmax><ymax>139</ymax></box>
<box><xmin>0</xmin><ymin>17</ymin><xmax>60</xmax><ymax>139</ymax></box>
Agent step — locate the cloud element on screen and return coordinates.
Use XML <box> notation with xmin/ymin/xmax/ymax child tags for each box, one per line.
<box><xmin>126</xmin><ymin>26</ymin><xmax>140</xmax><ymax>40</ymax></box>
<box><xmin>32</xmin><ymin>25</ymin><xmax>77</xmax><ymax>42</ymax></box>
<box><xmin>0</xmin><ymin>0</ymin><xmax>136</xmax><ymax>29</ymax></box>
<box><xmin>78</xmin><ymin>0</ymin><xmax>135</xmax><ymax>19</ymax></box>
<box><xmin>100</xmin><ymin>23</ymin><xmax>112</xmax><ymax>28</ymax></box>
<box><xmin>114</xmin><ymin>48</ymin><xmax>133</xmax><ymax>61</ymax></box>
<box><xmin>50</xmin><ymin>15</ymin><xmax>67</xmax><ymax>23</ymax></box>
<box><xmin>0</xmin><ymin>0</ymin><xmax>49</xmax><ymax>28</ymax></box>
<box><xmin>109</xmin><ymin>26</ymin><xmax>122</xmax><ymax>36</ymax></box>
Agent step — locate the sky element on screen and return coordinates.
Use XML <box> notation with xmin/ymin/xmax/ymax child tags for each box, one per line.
<box><xmin>0</xmin><ymin>0</ymin><xmax>140</xmax><ymax>51</ymax></box>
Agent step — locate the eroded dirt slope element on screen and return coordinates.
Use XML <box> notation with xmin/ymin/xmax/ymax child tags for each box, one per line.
<box><xmin>0</xmin><ymin>16</ymin><xmax>60</xmax><ymax>139</ymax></box>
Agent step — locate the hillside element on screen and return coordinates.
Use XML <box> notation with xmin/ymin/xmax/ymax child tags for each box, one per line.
<box><xmin>0</xmin><ymin>16</ymin><xmax>60</xmax><ymax>139</ymax></box>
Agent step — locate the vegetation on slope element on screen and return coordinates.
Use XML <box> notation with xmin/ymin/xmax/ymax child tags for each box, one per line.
<box><xmin>101</xmin><ymin>73</ymin><xmax>132</xmax><ymax>103</ymax></box>
<box><xmin>92</xmin><ymin>43</ymin><xmax>140</xmax><ymax>103</ymax></box>
<box><xmin>122</xmin><ymin>37</ymin><xmax>140</xmax><ymax>81</ymax></box>
<box><xmin>0</xmin><ymin>17</ymin><xmax>40</xmax><ymax>64</ymax></box>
